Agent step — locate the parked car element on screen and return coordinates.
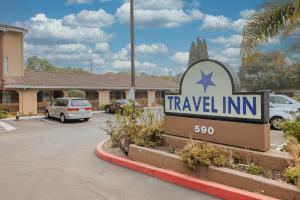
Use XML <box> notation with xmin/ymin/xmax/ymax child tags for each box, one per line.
<box><xmin>105</xmin><ymin>99</ymin><xmax>141</xmax><ymax>113</ymax></box>
<box><xmin>45</xmin><ymin>98</ymin><xmax>92</xmax><ymax>123</ymax></box>
<box><xmin>270</xmin><ymin>94</ymin><xmax>300</xmax><ymax>111</ymax></box>
<box><xmin>269</xmin><ymin>102</ymin><xmax>298</xmax><ymax>130</ymax></box>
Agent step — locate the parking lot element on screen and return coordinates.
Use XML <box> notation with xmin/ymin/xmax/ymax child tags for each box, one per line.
<box><xmin>0</xmin><ymin>112</ymin><xmax>221</xmax><ymax>200</ymax></box>
<box><xmin>0</xmin><ymin>112</ymin><xmax>285</xmax><ymax>200</ymax></box>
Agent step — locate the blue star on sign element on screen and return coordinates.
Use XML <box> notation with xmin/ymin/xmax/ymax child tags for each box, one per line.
<box><xmin>196</xmin><ymin>71</ymin><xmax>216</xmax><ymax>92</ymax></box>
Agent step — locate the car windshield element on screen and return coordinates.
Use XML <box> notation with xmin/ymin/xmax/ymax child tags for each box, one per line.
<box><xmin>270</xmin><ymin>96</ymin><xmax>294</xmax><ymax>104</ymax></box>
<box><xmin>116</xmin><ymin>99</ymin><xmax>129</xmax><ymax>104</ymax></box>
<box><xmin>285</xmin><ymin>96</ymin><xmax>299</xmax><ymax>103</ymax></box>
<box><xmin>269</xmin><ymin>102</ymin><xmax>278</xmax><ymax>108</ymax></box>
<box><xmin>70</xmin><ymin>99</ymin><xmax>90</xmax><ymax>107</ymax></box>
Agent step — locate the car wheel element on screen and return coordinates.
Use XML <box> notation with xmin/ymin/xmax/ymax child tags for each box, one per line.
<box><xmin>60</xmin><ymin>114</ymin><xmax>66</xmax><ymax>123</ymax></box>
<box><xmin>106</xmin><ymin>107</ymin><xmax>110</xmax><ymax>113</ymax></box>
<box><xmin>83</xmin><ymin>118</ymin><xmax>89</xmax><ymax>121</ymax></box>
<box><xmin>45</xmin><ymin>110</ymin><xmax>50</xmax><ymax>118</ymax></box>
<box><xmin>270</xmin><ymin>116</ymin><xmax>284</xmax><ymax>130</ymax></box>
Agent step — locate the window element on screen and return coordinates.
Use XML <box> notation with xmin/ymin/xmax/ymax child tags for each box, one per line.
<box><xmin>70</xmin><ymin>99</ymin><xmax>90</xmax><ymax>107</ymax></box>
<box><xmin>270</xmin><ymin>96</ymin><xmax>292</xmax><ymax>104</ymax></box>
<box><xmin>55</xmin><ymin>99</ymin><xmax>69</xmax><ymax>106</ymax></box>
<box><xmin>110</xmin><ymin>91</ymin><xmax>125</xmax><ymax>100</ymax></box>
<box><xmin>3</xmin><ymin>57</ymin><xmax>8</xmax><ymax>75</ymax></box>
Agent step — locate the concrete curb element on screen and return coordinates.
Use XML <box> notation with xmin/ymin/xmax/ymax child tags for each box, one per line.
<box><xmin>1</xmin><ymin>115</ymin><xmax>43</xmax><ymax>121</ymax></box>
<box><xmin>96</xmin><ymin>139</ymin><xmax>278</xmax><ymax>200</ymax></box>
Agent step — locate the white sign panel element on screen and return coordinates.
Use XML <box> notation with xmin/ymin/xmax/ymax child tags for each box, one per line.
<box><xmin>164</xmin><ymin>59</ymin><xmax>269</xmax><ymax>123</ymax></box>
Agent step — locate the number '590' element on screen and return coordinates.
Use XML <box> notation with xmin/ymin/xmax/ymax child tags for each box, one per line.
<box><xmin>194</xmin><ymin>125</ymin><xmax>214</xmax><ymax>135</ymax></box>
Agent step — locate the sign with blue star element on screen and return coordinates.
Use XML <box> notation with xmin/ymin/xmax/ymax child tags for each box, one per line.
<box><xmin>164</xmin><ymin>59</ymin><xmax>269</xmax><ymax>124</ymax></box>
<box><xmin>196</xmin><ymin>71</ymin><xmax>216</xmax><ymax>92</ymax></box>
<box><xmin>163</xmin><ymin>46</ymin><xmax>270</xmax><ymax>152</ymax></box>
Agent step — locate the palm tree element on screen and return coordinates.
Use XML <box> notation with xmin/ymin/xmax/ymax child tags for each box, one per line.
<box><xmin>241</xmin><ymin>0</ymin><xmax>300</xmax><ymax>57</ymax></box>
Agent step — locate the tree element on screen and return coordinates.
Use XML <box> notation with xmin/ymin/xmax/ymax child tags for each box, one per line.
<box><xmin>67</xmin><ymin>90</ymin><xmax>86</xmax><ymax>98</ymax></box>
<box><xmin>26</xmin><ymin>56</ymin><xmax>87</xmax><ymax>73</ymax></box>
<box><xmin>239</xmin><ymin>51</ymin><xmax>291</xmax><ymax>91</ymax></box>
<box><xmin>26</xmin><ymin>56</ymin><xmax>57</xmax><ymax>71</ymax></box>
<box><xmin>241</xmin><ymin>0</ymin><xmax>300</xmax><ymax>57</ymax></box>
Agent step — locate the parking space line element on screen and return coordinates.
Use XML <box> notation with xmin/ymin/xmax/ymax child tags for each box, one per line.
<box><xmin>40</xmin><ymin>118</ymin><xmax>62</xmax><ymax>125</ymax></box>
<box><xmin>0</xmin><ymin>121</ymin><xmax>16</xmax><ymax>131</ymax></box>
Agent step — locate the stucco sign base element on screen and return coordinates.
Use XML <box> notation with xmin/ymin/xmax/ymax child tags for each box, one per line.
<box><xmin>164</xmin><ymin>115</ymin><xmax>270</xmax><ymax>152</ymax></box>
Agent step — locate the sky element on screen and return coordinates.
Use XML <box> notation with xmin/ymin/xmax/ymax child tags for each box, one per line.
<box><xmin>0</xmin><ymin>0</ymin><xmax>284</xmax><ymax>75</ymax></box>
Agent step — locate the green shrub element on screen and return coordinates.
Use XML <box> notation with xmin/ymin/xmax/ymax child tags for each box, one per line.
<box><xmin>180</xmin><ymin>143</ymin><xmax>233</xmax><ymax>171</ymax></box>
<box><xmin>0</xmin><ymin>110</ymin><xmax>8</xmax><ymax>119</ymax></box>
<box><xmin>284</xmin><ymin>166</ymin><xmax>300</xmax><ymax>186</ymax></box>
<box><xmin>67</xmin><ymin>90</ymin><xmax>86</xmax><ymax>98</ymax></box>
<box><xmin>99</xmin><ymin>105</ymin><xmax>106</xmax><ymax>111</ymax></box>
<box><xmin>284</xmin><ymin>137</ymin><xmax>300</xmax><ymax>166</ymax></box>
<box><xmin>293</xmin><ymin>94</ymin><xmax>300</xmax><ymax>102</ymax></box>
<box><xmin>246</xmin><ymin>163</ymin><xmax>262</xmax><ymax>175</ymax></box>
<box><xmin>105</xmin><ymin>119</ymin><xmax>122</xmax><ymax>147</ymax></box>
<box><xmin>283</xmin><ymin>116</ymin><xmax>300</xmax><ymax>143</ymax></box>
<box><xmin>130</xmin><ymin>122</ymin><xmax>163</xmax><ymax>148</ymax></box>
<box><xmin>105</xmin><ymin>100</ymin><xmax>163</xmax><ymax>150</ymax></box>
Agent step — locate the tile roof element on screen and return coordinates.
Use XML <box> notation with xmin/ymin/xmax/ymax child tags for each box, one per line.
<box><xmin>4</xmin><ymin>70</ymin><xmax>179</xmax><ymax>90</ymax></box>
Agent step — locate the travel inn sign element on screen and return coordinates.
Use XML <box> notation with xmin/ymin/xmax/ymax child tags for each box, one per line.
<box><xmin>165</xmin><ymin>59</ymin><xmax>269</xmax><ymax>123</ymax></box>
<box><xmin>164</xmin><ymin>59</ymin><xmax>270</xmax><ymax>151</ymax></box>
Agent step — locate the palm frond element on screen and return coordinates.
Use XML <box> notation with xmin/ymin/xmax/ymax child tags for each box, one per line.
<box><xmin>241</xmin><ymin>0</ymin><xmax>300</xmax><ymax>57</ymax></box>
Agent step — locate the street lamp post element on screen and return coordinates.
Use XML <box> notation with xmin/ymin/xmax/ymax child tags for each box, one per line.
<box><xmin>129</xmin><ymin>0</ymin><xmax>135</xmax><ymax>100</ymax></box>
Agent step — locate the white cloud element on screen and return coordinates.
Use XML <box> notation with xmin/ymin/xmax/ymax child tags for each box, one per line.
<box><xmin>222</xmin><ymin>47</ymin><xmax>240</xmax><ymax>57</ymax></box>
<box><xmin>22</xmin><ymin>13</ymin><xmax>112</xmax><ymax>43</ymax></box>
<box><xmin>170</xmin><ymin>51</ymin><xmax>189</xmax><ymax>64</ymax></box>
<box><xmin>210</xmin><ymin>47</ymin><xmax>241</xmax><ymax>70</ymax></box>
<box><xmin>111</xmin><ymin>47</ymin><xmax>129</xmax><ymax>60</ymax></box>
<box><xmin>125</xmin><ymin>0</ymin><xmax>184</xmax><ymax>10</ymax></box>
<box><xmin>231</xmin><ymin>18</ymin><xmax>247</xmax><ymax>31</ymax></box>
<box><xmin>116</xmin><ymin>1</ymin><xmax>202</xmax><ymax>28</ymax></box>
<box><xmin>25</xmin><ymin>43</ymin><xmax>91</xmax><ymax>56</ymax></box>
<box><xmin>62</xmin><ymin>9</ymin><xmax>115</xmax><ymax>28</ymax></box>
<box><xmin>210</xmin><ymin>34</ymin><xmax>242</xmax><ymax>46</ymax></box>
<box><xmin>24</xmin><ymin>42</ymin><xmax>107</xmax><ymax>69</ymax></box>
<box><xmin>111</xmin><ymin>43</ymin><xmax>168</xmax><ymax>60</ymax></box>
<box><xmin>198</xmin><ymin>8</ymin><xmax>256</xmax><ymax>32</ymax></box>
<box><xmin>199</xmin><ymin>14</ymin><xmax>246</xmax><ymax>32</ymax></box>
<box><xmin>136</xmin><ymin>43</ymin><xmax>168</xmax><ymax>54</ymax></box>
<box><xmin>265</xmin><ymin>37</ymin><xmax>280</xmax><ymax>45</ymax></box>
<box><xmin>111</xmin><ymin>60</ymin><xmax>157</xmax><ymax>69</ymax></box>
<box><xmin>200</xmin><ymin>14</ymin><xmax>231</xmax><ymax>30</ymax></box>
<box><xmin>66</xmin><ymin>0</ymin><xmax>93</xmax><ymax>5</ymax></box>
<box><xmin>138</xmin><ymin>62</ymin><xmax>157</xmax><ymax>69</ymax></box>
<box><xmin>94</xmin><ymin>42</ymin><xmax>109</xmax><ymax>52</ymax></box>
<box><xmin>240</xmin><ymin>9</ymin><xmax>256</xmax><ymax>19</ymax></box>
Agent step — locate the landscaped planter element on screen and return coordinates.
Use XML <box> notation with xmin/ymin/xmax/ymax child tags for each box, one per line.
<box><xmin>163</xmin><ymin>134</ymin><xmax>290</xmax><ymax>171</ymax></box>
<box><xmin>129</xmin><ymin>144</ymin><xmax>300</xmax><ymax>200</ymax></box>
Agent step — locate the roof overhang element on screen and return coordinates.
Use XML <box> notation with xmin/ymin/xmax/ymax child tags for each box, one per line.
<box><xmin>3</xmin><ymin>84</ymin><xmax>179</xmax><ymax>91</ymax></box>
<box><xmin>0</xmin><ymin>24</ymin><xmax>28</xmax><ymax>34</ymax></box>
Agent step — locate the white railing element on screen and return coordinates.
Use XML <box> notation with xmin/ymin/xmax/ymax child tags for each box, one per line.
<box><xmin>142</xmin><ymin>106</ymin><xmax>164</xmax><ymax>125</ymax></box>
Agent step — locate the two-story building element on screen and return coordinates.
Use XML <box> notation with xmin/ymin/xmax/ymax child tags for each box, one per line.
<box><xmin>0</xmin><ymin>24</ymin><xmax>178</xmax><ymax>115</ymax></box>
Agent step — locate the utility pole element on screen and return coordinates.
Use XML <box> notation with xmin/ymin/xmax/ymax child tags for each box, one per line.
<box><xmin>89</xmin><ymin>58</ymin><xmax>93</xmax><ymax>73</ymax></box>
<box><xmin>129</xmin><ymin>0</ymin><xmax>135</xmax><ymax>100</ymax></box>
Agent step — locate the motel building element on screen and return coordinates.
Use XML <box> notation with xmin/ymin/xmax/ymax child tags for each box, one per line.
<box><xmin>0</xmin><ymin>24</ymin><xmax>178</xmax><ymax>115</ymax></box>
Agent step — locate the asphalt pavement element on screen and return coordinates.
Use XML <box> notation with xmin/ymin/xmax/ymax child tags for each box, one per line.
<box><xmin>0</xmin><ymin>113</ymin><xmax>219</xmax><ymax>200</ymax></box>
